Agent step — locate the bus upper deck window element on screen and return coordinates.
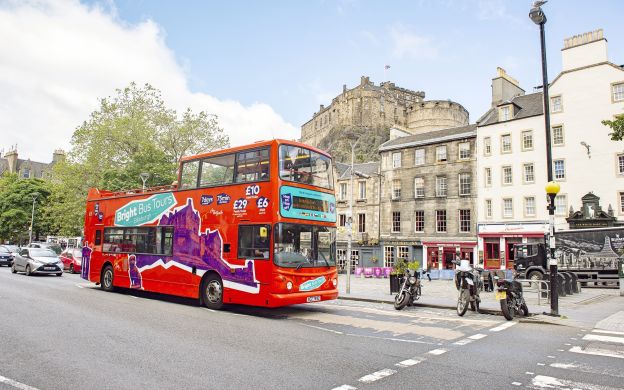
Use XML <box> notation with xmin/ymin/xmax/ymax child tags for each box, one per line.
<box><xmin>180</xmin><ymin>160</ymin><xmax>200</xmax><ymax>189</ymax></box>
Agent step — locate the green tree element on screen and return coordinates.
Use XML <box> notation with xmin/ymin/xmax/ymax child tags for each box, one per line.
<box><xmin>603</xmin><ymin>112</ymin><xmax>624</xmax><ymax>141</ymax></box>
<box><xmin>0</xmin><ymin>174</ymin><xmax>53</xmax><ymax>244</ymax></box>
<box><xmin>47</xmin><ymin>82</ymin><xmax>229</xmax><ymax>235</ymax></box>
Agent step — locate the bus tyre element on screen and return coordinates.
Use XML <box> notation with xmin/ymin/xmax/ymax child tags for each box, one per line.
<box><xmin>101</xmin><ymin>265</ymin><xmax>115</xmax><ymax>292</ymax></box>
<box><xmin>202</xmin><ymin>274</ymin><xmax>223</xmax><ymax>310</ymax></box>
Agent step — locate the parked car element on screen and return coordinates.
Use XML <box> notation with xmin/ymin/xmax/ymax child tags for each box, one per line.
<box><xmin>59</xmin><ymin>248</ymin><xmax>82</xmax><ymax>274</ymax></box>
<box><xmin>27</xmin><ymin>242</ymin><xmax>62</xmax><ymax>255</ymax></box>
<box><xmin>1</xmin><ymin>244</ymin><xmax>20</xmax><ymax>257</ymax></box>
<box><xmin>0</xmin><ymin>246</ymin><xmax>14</xmax><ymax>267</ymax></box>
<box><xmin>11</xmin><ymin>248</ymin><xmax>63</xmax><ymax>276</ymax></box>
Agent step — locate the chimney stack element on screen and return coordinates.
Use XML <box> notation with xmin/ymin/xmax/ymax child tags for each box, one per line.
<box><xmin>562</xmin><ymin>29</ymin><xmax>608</xmax><ymax>71</ymax></box>
<box><xmin>491</xmin><ymin>67</ymin><xmax>525</xmax><ymax>107</ymax></box>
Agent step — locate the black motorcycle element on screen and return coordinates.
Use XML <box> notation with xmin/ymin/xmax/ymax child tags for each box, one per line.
<box><xmin>394</xmin><ymin>269</ymin><xmax>422</xmax><ymax>310</ymax></box>
<box><xmin>454</xmin><ymin>260</ymin><xmax>483</xmax><ymax>316</ymax></box>
<box><xmin>495</xmin><ymin>272</ymin><xmax>529</xmax><ymax>320</ymax></box>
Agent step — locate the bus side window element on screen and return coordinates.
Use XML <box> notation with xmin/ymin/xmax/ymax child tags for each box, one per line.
<box><xmin>200</xmin><ymin>154</ymin><xmax>235</xmax><ymax>187</ymax></box>
<box><xmin>235</xmin><ymin>148</ymin><xmax>269</xmax><ymax>183</ymax></box>
<box><xmin>180</xmin><ymin>160</ymin><xmax>200</xmax><ymax>189</ymax></box>
<box><xmin>238</xmin><ymin>225</ymin><xmax>270</xmax><ymax>259</ymax></box>
<box><xmin>95</xmin><ymin>230</ymin><xmax>102</xmax><ymax>246</ymax></box>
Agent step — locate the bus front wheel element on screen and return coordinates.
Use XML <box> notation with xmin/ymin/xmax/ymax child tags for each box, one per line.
<box><xmin>201</xmin><ymin>274</ymin><xmax>224</xmax><ymax>310</ymax></box>
<box><xmin>101</xmin><ymin>265</ymin><xmax>115</xmax><ymax>292</ymax></box>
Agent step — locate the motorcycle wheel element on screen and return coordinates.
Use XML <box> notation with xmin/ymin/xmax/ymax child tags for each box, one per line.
<box><xmin>501</xmin><ymin>297</ymin><xmax>514</xmax><ymax>321</ymax></box>
<box><xmin>414</xmin><ymin>285</ymin><xmax>422</xmax><ymax>301</ymax></box>
<box><xmin>520</xmin><ymin>302</ymin><xmax>529</xmax><ymax>317</ymax></box>
<box><xmin>457</xmin><ymin>289</ymin><xmax>469</xmax><ymax>317</ymax></box>
<box><xmin>394</xmin><ymin>291</ymin><xmax>409</xmax><ymax>310</ymax></box>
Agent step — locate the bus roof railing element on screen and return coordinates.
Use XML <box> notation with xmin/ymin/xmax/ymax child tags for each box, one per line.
<box><xmin>89</xmin><ymin>184</ymin><xmax>178</xmax><ymax>200</ymax></box>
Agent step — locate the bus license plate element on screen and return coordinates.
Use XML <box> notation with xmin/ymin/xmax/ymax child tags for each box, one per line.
<box><xmin>495</xmin><ymin>291</ymin><xmax>507</xmax><ymax>300</ymax></box>
<box><xmin>306</xmin><ymin>296</ymin><xmax>321</xmax><ymax>303</ymax></box>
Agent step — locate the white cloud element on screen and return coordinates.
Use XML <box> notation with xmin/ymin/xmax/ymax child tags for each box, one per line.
<box><xmin>0</xmin><ymin>0</ymin><xmax>298</xmax><ymax>162</ymax></box>
<box><xmin>389</xmin><ymin>25</ymin><xmax>438</xmax><ymax>60</ymax></box>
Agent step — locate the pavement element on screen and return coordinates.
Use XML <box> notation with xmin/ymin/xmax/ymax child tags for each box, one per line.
<box><xmin>337</xmin><ymin>273</ymin><xmax>624</xmax><ymax>328</ymax></box>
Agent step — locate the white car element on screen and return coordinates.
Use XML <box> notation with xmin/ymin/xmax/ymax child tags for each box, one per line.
<box><xmin>11</xmin><ymin>248</ymin><xmax>63</xmax><ymax>276</ymax></box>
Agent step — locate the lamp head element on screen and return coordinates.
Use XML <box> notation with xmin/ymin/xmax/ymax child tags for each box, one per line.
<box><xmin>545</xmin><ymin>181</ymin><xmax>560</xmax><ymax>196</ymax></box>
<box><xmin>529</xmin><ymin>1</ymin><xmax>547</xmax><ymax>25</ymax></box>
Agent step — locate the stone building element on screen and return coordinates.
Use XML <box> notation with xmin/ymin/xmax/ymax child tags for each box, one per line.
<box><xmin>301</xmin><ymin>76</ymin><xmax>469</xmax><ymax>163</ymax></box>
<box><xmin>378</xmin><ymin>125</ymin><xmax>478</xmax><ymax>270</ymax></box>
<box><xmin>334</xmin><ymin>161</ymin><xmax>383</xmax><ymax>271</ymax></box>
<box><xmin>0</xmin><ymin>147</ymin><xmax>65</xmax><ymax>178</ymax></box>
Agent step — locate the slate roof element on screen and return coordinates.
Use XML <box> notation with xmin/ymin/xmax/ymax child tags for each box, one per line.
<box><xmin>477</xmin><ymin>92</ymin><xmax>544</xmax><ymax>127</ymax></box>
<box><xmin>336</xmin><ymin>161</ymin><xmax>380</xmax><ymax>180</ymax></box>
<box><xmin>378</xmin><ymin>124</ymin><xmax>477</xmax><ymax>152</ymax></box>
<box><xmin>0</xmin><ymin>157</ymin><xmax>53</xmax><ymax>178</ymax></box>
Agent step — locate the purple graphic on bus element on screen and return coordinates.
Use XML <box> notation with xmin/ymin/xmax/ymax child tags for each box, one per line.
<box><xmin>128</xmin><ymin>255</ymin><xmax>142</xmax><ymax>289</ymax></box>
<box><xmin>81</xmin><ymin>245</ymin><xmax>92</xmax><ymax>280</ymax></box>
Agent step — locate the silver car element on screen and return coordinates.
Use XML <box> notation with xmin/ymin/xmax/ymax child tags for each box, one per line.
<box><xmin>11</xmin><ymin>248</ymin><xmax>63</xmax><ymax>276</ymax></box>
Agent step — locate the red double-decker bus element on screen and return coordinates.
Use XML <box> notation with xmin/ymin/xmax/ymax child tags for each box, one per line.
<box><xmin>81</xmin><ymin>140</ymin><xmax>338</xmax><ymax>308</ymax></box>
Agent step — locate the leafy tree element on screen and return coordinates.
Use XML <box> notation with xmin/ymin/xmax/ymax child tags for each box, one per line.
<box><xmin>603</xmin><ymin>112</ymin><xmax>624</xmax><ymax>141</ymax></box>
<box><xmin>0</xmin><ymin>174</ymin><xmax>53</xmax><ymax>244</ymax></box>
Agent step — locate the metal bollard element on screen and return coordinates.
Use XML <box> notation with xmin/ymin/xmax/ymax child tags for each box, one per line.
<box><xmin>619</xmin><ymin>259</ymin><xmax>624</xmax><ymax>297</ymax></box>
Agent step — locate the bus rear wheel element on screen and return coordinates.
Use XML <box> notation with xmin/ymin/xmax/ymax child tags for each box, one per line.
<box><xmin>202</xmin><ymin>274</ymin><xmax>224</xmax><ymax>310</ymax></box>
<box><xmin>101</xmin><ymin>265</ymin><xmax>115</xmax><ymax>292</ymax></box>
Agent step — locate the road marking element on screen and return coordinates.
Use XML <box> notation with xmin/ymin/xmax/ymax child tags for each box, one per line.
<box><xmin>569</xmin><ymin>346</ymin><xmax>624</xmax><ymax>359</ymax></box>
<box><xmin>427</xmin><ymin>348</ymin><xmax>447</xmax><ymax>355</ymax></box>
<box><xmin>593</xmin><ymin>329</ymin><xmax>624</xmax><ymax>336</ymax></box>
<box><xmin>525</xmin><ymin>372</ymin><xmax>534</xmax><ymax>375</ymax></box>
<box><xmin>537</xmin><ymin>363</ymin><xmax>545</xmax><ymax>366</ymax></box>
<box><xmin>511</xmin><ymin>382</ymin><xmax>521</xmax><ymax>386</ymax></box>
<box><xmin>557</xmin><ymin>349</ymin><xmax>564</xmax><ymax>352</ymax></box>
<box><xmin>453</xmin><ymin>338</ymin><xmax>473</xmax><ymax>346</ymax></box>
<box><xmin>358</xmin><ymin>369</ymin><xmax>396</xmax><ymax>384</ymax></box>
<box><xmin>468</xmin><ymin>333</ymin><xmax>487</xmax><ymax>340</ymax></box>
<box><xmin>564</xmin><ymin>343</ymin><xmax>571</xmax><ymax>346</ymax></box>
<box><xmin>530</xmin><ymin>375</ymin><xmax>620</xmax><ymax>390</ymax></box>
<box><xmin>344</xmin><ymin>333</ymin><xmax>434</xmax><ymax>344</ymax></box>
<box><xmin>582</xmin><ymin>334</ymin><xmax>624</xmax><ymax>344</ymax></box>
<box><xmin>550</xmin><ymin>362</ymin><xmax>624</xmax><ymax>378</ymax></box>
<box><xmin>332</xmin><ymin>386</ymin><xmax>357</xmax><ymax>390</ymax></box>
<box><xmin>0</xmin><ymin>375</ymin><xmax>40</xmax><ymax>390</ymax></box>
<box><xmin>75</xmin><ymin>284</ymin><xmax>84</xmax><ymax>289</ymax></box>
<box><xmin>490</xmin><ymin>322</ymin><xmax>517</xmax><ymax>332</ymax></box>
<box><xmin>547</xmin><ymin>356</ymin><xmax>555</xmax><ymax>359</ymax></box>
<box><xmin>301</xmin><ymin>324</ymin><xmax>344</xmax><ymax>335</ymax></box>
<box><xmin>395</xmin><ymin>359</ymin><xmax>421</xmax><ymax>367</ymax></box>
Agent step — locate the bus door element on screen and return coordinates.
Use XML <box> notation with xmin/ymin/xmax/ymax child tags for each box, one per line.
<box><xmin>237</xmin><ymin>224</ymin><xmax>272</xmax><ymax>285</ymax></box>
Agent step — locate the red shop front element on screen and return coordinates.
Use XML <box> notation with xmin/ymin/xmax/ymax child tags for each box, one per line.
<box><xmin>479</xmin><ymin>232</ymin><xmax>545</xmax><ymax>270</ymax></box>
<box><xmin>423</xmin><ymin>241</ymin><xmax>476</xmax><ymax>270</ymax></box>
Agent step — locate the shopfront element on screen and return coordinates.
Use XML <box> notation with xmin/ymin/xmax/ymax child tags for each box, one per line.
<box><xmin>423</xmin><ymin>241</ymin><xmax>477</xmax><ymax>270</ymax></box>
<box><xmin>477</xmin><ymin>222</ymin><xmax>548</xmax><ymax>270</ymax></box>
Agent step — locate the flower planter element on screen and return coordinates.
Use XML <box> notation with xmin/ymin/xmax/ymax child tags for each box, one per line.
<box><xmin>389</xmin><ymin>274</ymin><xmax>404</xmax><ymax>294</ymax></box>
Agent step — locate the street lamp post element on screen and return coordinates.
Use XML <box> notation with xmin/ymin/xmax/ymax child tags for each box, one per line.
<box><xmin>28</xmin><ymin>193</ymin><xmax>39</xmax><ymax>245</ymax></box>
<box><xmin>345</xmin><ymin>139</ymin><xmax>360</xmax><ymax>294</ymax></box>
<box><xmin>140</xmin><ymin>172</ymin><xmax>150</xmax><ymax>192</ymax></box>
<box><xmin>530</xmin><ymin>1</ymin><xmax>560</xmax><ymax>316</ymax></box>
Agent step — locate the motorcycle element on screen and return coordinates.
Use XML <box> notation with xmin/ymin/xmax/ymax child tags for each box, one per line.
<box><xmin>495</xmin><ymin>271</ymin><xmax>529</xmax><ymax>321</ymax></box>
<box><xmin>454</xmin><ymin>259</ymin><xmax>483</xmax><ymax>316</ymax></box>
<box><xmin>394</xmin><ymin>269</ymin><xmax>422</xmax><ymax>310</ymax></box>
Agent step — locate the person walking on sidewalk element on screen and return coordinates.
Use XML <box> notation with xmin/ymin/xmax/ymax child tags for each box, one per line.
<box><xmin>425</xmin><ymin>264</ymin><xmax>432</xmax><ymax>282</ymax></box>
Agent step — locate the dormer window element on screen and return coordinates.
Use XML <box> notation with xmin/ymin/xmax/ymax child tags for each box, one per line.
<box><xmin>499</xmin><ymin>105</ymin><xmax>511</xmax><ymax>121</ymax></box>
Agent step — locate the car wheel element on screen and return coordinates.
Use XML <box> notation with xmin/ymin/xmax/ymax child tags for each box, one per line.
<box><xmin>56</xmin><ymin>273</ymin><xmax>62</xmax><ymax>277</ymax></box>
<box><xmin>101</xmin><ymin>265</ymin><xmax>115</xmax><ymax>292</ymax></box>
<box><xmin>201</xmin><ymin>274</ymin><xmax>223</xmax><ymax>310</ymax></box>
<box><xmin>25</xmin><ymin>265</ymin><xmax>32</xmax><ymax>276</ymax></box>
<box><xmin>69</xmin><ymin>264</ymin><xmax>75</xmax><ymax>274</ymax></box>
<box><xmin>11</xmin><ymin>264</ymin><xmax>17</xmax><ymax>274</ymax></box>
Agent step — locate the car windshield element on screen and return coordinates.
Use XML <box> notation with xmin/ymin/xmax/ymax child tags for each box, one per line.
<box><xmin>30</xmin><ymin>249</ymin><xmax>57</xmax><ymax>257</ymax></box>
<box><xmin>0</xmin><ymin>247</ymin><xmax>10</xmax><ymax>253</ymax></box>
<box><xmin>279</xmin><ymin>145</ymin><xmax>334</xmax><ymax>190</ymax></box>
<box><xmin>273</xmin><ymin>223</ymin><xmax>336</xmax><ymax>268</ymax></box>
<box><xmin>4</xmin><ymin>245</ymin><xmax>19</xmax><ymax>252</ymax></box>
<box><xmin>46</xmin><ymin>244</ymin><xmax>62</xmax><ymax>255</ymax></box>
<box><xmin>71</xmin><ymin>249</ymin><xmax>82</xmax><ymax>259</ymax></box>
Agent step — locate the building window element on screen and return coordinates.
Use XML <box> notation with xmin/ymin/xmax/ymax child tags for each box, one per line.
<box><xmin>435</xmin><ymin>176</ymin><xmax>447</xmax><ymax>197</ymax></box>
<box><xmin>459</xmin><ymin>173</ymin><xmax>471</xmax><ymax>196</ymax></box>
<box><xmin>392</xmin><ymin>152</ymin><xmax>402</xmax><ymax>168</ymax></box>
<box><xmin>397</xmin><ymin>246</ymin><xmax>409</xmax><ymax>262</ymax></box>
<box><xmin>22</xmin><ymin>169</ymin><xmax>30</xmax><ymax>178</ymax></box>
<box><xmin>392</xmin><ymin>211</ymin><xmax>401</xmax><ymax>233</ymax></box>
<box><xmin>554</xmin><ymin>159</ymin><xmax>566</xmax><ymax>180</ymax></box>
<box><xmin>392</xmin><ymin>179</ymin><xmax>401</xmax><ymax>199</ymax></box>
<box><xmin>522</xmin><ymin>130</ymin><xmax>533</xmax><ymax>151</ymax></box>
<box><xmin>503</xmin><ymin>198</ymin><xmax>513</xmax><ymax>218</ymax></box>
<box><xmin>384</xmin><ymin>246</ymin><xmax>395</xmax><ymax>268</ymax></box>
<box><xmin>436</xmin><ymin>210</ymin><xmax>447</xmax><ymax>233</ymax></box>
<box><xmin>484</xmin><ymin>137</ymin><xmax>491</xmax><ymax>156</ymax></box>
<box><xmin>523</xmin><ymin>163</ymin><xmax>535</xmax><ymax>183</ymax></box>
<box><xmin>613</xmin><ymin>83</ymin><xmax>624</xmax><ymax>102</ymax></box>
<box><xmin>552</xmin><ymin>126</ymin><xmax>564</xmax><ymax>146</ymax></box>
<box><xmin>337</xmin><ymin>249</ymin><xmax>347</xmax><ymax>271</ymax></box>
<box><xmin>619</xmin><ymin>192</ymin><xmax>624</xmax><ymax>213</ymax></box>
<box><xmin>436</xmin><ymin>145</ymin><xmax>447</xmax><ymax>162</ymax></box>
<box><xmin>357</xmin><ymin>213</ymin><xmax>366</xmax><ymax>233</ymax></box>
<box><xmin>339</xmin><ymin>214</ymin><xmax>346</xmax><ymax>227</ymax></box>
<box><xmin>414</xmin><ymin>177</ymin><xmax>425</xmax><ymax>198</ymax></box>
<box><xmin>414</xmin><ymin>148</ymin><xmax>425</xmax><ymax>165</ymax></box>
<box><xmin>414</xmin><ymin>210</ymin><xmax>424</xmax><ymax>232</ymax></box>
<box><xmin>339</xmin><ymin>183</ymin><xmax>347</xmax><ymax>201</ymax></box>
<box><xmin>459</xmin><ymin>209</ymin><xmax>471</xmax><ymax>232</ymax></box>
<box><xmin>502</xmin><ymin>166</ymin><xmax>513</xmax><ymax>185</ymax></box>
<box><xmin>525</xmin><ymin>196</ymin><xmax>536</xmax><ymax>217</ymax></box>
<box><xmin>358</xmin><ymin>181</ymin><xmax>366</xmax><ymax>200</ymax></box>
<box><xmin>458</xmin><ymin>142</ymin><xmax>470</xmax><ymax>159</ymax></box>
<box><xmin>485</xmin><ymin>199</ymin><xmax>493</xmax><ymax>219</ymax></box>
<box><xmin>619</xmin><ymin>154</ymin><xmax>624</xmax><ymax>175</ymax></box>
<box><xmin>500</xmin><ymin>106</ymin><xmax>511</xmax><ymax>121</ymax></box>
<box><xmin>551</xmin><ymin>96</ymin><xmax>562</xmax><ymax>113</ymax></box>
<box><xmin>501</xmin><ymin>134</ymin><xmax>512</xmax><ymax>153</ymax></box>
<box><xmin>484</xmin><ymin>167</ymin><xmax>492</xmax><ymax>187</ymax></box>
<box><xmin>555</xmin><ymin>194</ymin><xmax>567</xmax><ymax>216</ymax></box>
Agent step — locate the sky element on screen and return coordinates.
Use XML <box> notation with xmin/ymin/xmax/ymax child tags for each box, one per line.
<box><xmin>1</xmin><ymin>0</ymin><xmax>623</xmax><ymax>163</ymax></box>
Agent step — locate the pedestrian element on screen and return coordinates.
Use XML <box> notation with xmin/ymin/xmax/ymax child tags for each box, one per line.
<box><xmin>426</xmin><ymin>263</ymin><xmax>432</xmax><ymax>282</ymax></box>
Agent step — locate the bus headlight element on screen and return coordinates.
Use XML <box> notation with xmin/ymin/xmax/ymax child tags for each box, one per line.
<box><xmin>332</xmin><ymin>278</ymin><xmax>337</xmax><ymax>287</ymax></box>
<box><xmin>286</xmin><ymin>281</ymin><xmax>293</xmax><ymax>290</ymax></box>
